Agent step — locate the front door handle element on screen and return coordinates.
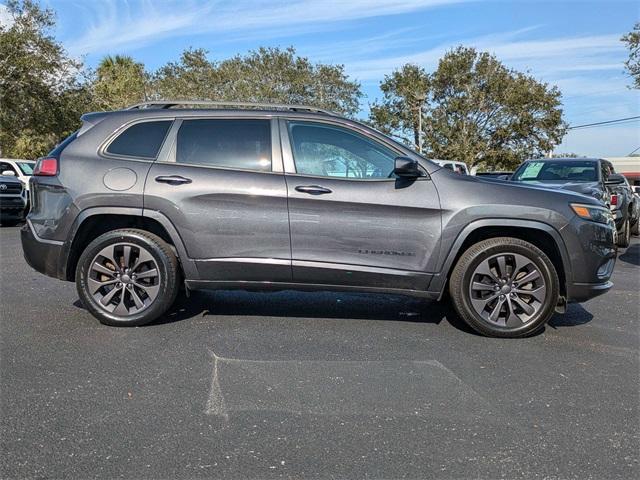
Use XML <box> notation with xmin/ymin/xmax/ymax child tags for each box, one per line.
<box><xmin>295</xmin><ymin>185</ymin><xmax>332</xmax><ymax>195</ymax></box>
<box><xmin>155</xmin><ymin>175</ymin><xmax>192</xmax><ymax>185</ymax></box>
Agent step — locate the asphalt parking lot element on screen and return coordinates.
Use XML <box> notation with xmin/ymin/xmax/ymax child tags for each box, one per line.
<box><xmin>1</xmin><ymin>225</ymin><xmax>638</xmax><ymax>479</ymax></box>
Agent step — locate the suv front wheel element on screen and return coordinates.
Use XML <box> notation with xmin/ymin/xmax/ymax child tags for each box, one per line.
<box><xmin>449</xmin><ymin>237</ymin><xmax>559</xmax><ymax>338</ymax></box>
<box><xmin>76</xmin><ymin>229</ymin><xmax>179</xmax><ymax>326</ymax></box>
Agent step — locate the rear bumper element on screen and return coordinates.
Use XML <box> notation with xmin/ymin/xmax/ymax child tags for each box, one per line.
<box><xmin>21</xmin><ymin>220</ymin><xmax>65</xmax><ymax>280</ymax></box>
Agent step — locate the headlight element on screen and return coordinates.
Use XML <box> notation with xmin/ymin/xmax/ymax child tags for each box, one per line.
<box><xmin>570</xmin><ymin>203</ymin><xmax>612</xmax><ymax>224</ymax></box>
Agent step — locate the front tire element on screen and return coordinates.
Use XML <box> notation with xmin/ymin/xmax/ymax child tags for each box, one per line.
<box><xmin>449</xmin><ymin>237</ymin><xmax>559</xmax><ymax>338</ymax></box>
<box><xmin>617</xmin><ymin>218</ymin><xmax>631</xmax><ymax>248</ymax></box>
<box><xmin>76</xmin><ymin>229</ymin><xmax>179</xmax><ymax>326</ymax></box>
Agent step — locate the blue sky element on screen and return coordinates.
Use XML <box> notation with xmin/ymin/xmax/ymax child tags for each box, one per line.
<box><xmin>4</xmin><ymin>0</ymin><xmax>640</xmax><ymax>156</ymax></box>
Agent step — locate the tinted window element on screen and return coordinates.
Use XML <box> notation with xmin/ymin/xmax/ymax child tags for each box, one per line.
<box><xmin>287</xmin><ymin>122</ymin><xmax>397</xmax><ymax>179</ymax></box>
<box><xmin>512</xmin><ymin>160</ymin><xmax>598</xmax><ymax>182</ymax></box>
<box><xmin>106</xmin><ymin>121</ymin><xmax>172</xmax><ymax>158</ymax></box>
<box><xmin>17</xmin><ymin>162</ymin><xmax>34</xmax><ymax>175</ymax></box>
<box><xmin>176</xmin><ymin>119</ymin><xmax>271</xmax><ymax>171</ymax></box>
<box><xmin>0</xmin><ymin>162</ymin><xmax>18</xmax><ymax>175</ymax></box>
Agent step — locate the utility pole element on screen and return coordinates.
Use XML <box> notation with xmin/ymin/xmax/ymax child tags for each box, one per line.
<box><xmin>414</xmin><ymin>93</ymin><xmax>426</xmax><ymax>154</ymax></box>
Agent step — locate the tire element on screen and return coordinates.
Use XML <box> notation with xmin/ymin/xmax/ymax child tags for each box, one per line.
<box><xmin>631</xmin><ymin>218</ymin><xmax>639</xmax><ymax>236</ymax></box>
<box><xmin>617</xmin><ymin>218</ymin><xmax>631</xmax><ymax>248</ymax></box>
<box><xmin>449</xmin><ymin>237</ymin><xmax>559</xmax><ymax>338</ymax></box>
<box><xmin>76</xmin><ymin>229</ymin><xmax>179</xmax><ymax>326</ymax></box>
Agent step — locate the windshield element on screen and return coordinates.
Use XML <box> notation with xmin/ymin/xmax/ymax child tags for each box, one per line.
<box><xmin>16</xmin><ymin>162</ymin><xmax>34</xmax><ymax>175</ymax></box>
<box><xmin>512</xmin><ymin>160</ymin><xmax>598</xmax><ymax>183</ymax></box>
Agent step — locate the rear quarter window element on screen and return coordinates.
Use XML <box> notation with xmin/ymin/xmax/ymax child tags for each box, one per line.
<box><xmin>106</xmin><ymin>121</ymin><xmax>172</xmax><ymax>159</ymax></box>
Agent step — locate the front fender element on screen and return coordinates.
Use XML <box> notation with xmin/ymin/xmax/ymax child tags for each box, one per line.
<box><xmin>427</xmin><ymin>218</ymin><xmax>571</xmax><ymax>298</ymax></box>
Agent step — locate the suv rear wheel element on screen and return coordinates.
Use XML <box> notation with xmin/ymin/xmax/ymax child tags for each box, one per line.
<box><xmin>449</xmin><ymin>237</ymin><xmax>559</xmax><ymax>338</ymax></box>
<box><xmin>76</xmin><ymin>229</ymin><xmax>179</xmax><ymax>326</ymax></box>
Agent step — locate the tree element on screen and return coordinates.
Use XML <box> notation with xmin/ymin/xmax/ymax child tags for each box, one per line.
<box><xmin>152</xmin><ymin>47</ymin><xmax>362</xmax><ymax>116</ymax></box>
<box><xmin>94</xmin><ymin>55</ymin><xmax>147</xmax><ymax>109</ymax></box>
<box><xmin>427</xmin><ymin>47</ymin><xmax>566</xmax><ymax>169</ymax></box>
<box><xmin>151</xmin><ymin>48</ymin><xmax>222</xmax><ymax>101</ymax></box>
<box><xmin>622</xmin><ymin>22</ymin><xmax>640</xmax><ymax>89</ymax></box>
<box><xmin>0</xmin><ymin>0</ymin><xmax>90</xmax><ymax>158</ymax></box>
<box><xmin>369</xmin><ymin>47</ymin><xmax>566</xmax><ymax>170</ymax></box>
<box><xmin>369</xmin><ymin>64</ymin><xmax>430</xmax><ymax>150</ymax></box>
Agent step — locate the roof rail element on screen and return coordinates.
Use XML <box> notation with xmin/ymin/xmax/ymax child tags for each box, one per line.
<box><xmin>126</xmin><ymin>100</ymin><xmax>338</xmax><ymax>116</ymax></box>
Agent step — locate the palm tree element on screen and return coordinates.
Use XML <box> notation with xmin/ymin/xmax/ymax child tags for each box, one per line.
<box><xmin>95</xmin><ymin>55</ymin><xmax>147</xmax><ymax>110</ymax></box>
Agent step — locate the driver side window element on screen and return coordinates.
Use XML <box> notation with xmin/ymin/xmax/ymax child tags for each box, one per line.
<box><xmin>287</xmin><ymin>121</ymin><xmax>397</xmax><ymax>179</ymax></box>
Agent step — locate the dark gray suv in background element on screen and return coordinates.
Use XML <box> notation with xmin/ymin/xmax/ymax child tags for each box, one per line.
<box><xmin>21</xmin><ymin>101</ymin><xmax>616</xmax><ymax>337</ymax></box>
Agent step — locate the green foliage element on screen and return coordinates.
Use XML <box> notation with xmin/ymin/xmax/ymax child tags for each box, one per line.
<box><xmin>1</xmin><ymin>2</ymin><xmax>570</xmax><ymax>167</ymax></box>
<box><xmin>94</xmin><ymin>55</ymin><xmax>147</xmax><ymax>110</ymax></box>
<box><xmin>622</xmin><ymin>22</ymin><xmax>640</xmax><ymax>89</ymax></box>
<box><xmin>369</xmin><ymin>64</ymin><xmax>429</xmax><ymax>148</ymax></box>
<box><xmin>369</xmin><ymin>47</ymin><xmax>567</xmax><ymax>170</ymax></box>
<box><xmin>0</xmin><ymin>0</ymin><xmax>90</xmax><ymax>158</ymax></box>
<box><xmin>152</xmin><ymin>47</ymin><xmax>361</xmax><ymax>116</ymax></box>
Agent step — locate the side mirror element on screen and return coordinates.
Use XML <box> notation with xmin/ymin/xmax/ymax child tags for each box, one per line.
<box><xmin>633</xmin><ymin>186</ymin><xmax>640</xmax><ymax>194</ymax></box>
<box><xmin>1</xmin><ymin>170</ymin><xmax>15</xmax><ymax>176</ymax></box>
<box><xmin>393</xmin><ymin>157</ymin><xmax>421</xmax><ymax>178</ymax></box>
<box><xmin>605</xmin><ymin>173</ymin><xmax>625</xmax><ymax>185</ymax></box>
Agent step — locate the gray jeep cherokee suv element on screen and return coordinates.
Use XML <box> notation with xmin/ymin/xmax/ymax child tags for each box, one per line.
<box><xmin>21</xmin><ymin>101</ymin><xmax>616</xmax><ymax>337</ymax></box>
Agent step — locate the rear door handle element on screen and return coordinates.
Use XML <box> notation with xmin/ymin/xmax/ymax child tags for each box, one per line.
<box><xmin>295</xmin><ymin>185</ymin><xmax>332</xmax><ymax>195</ymax></box>
<box><xmin>155</xmin><ymin>175</ymin><xmax>192</xmax><ymax>185</ymax></box>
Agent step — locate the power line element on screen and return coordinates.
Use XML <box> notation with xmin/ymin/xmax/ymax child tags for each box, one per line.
<box><xmin>628</xmin><ymin>145</ymin><xmax>640</xmax><ymax>156</ymax></box>
<box><xmin>568</xmin><ymin>116</ymin><xmax>640</xmax><ymax>130</ymax></box>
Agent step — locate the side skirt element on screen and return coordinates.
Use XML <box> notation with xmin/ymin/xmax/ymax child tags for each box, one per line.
<box><xmin>184</xmin><ymin>279</ymin><xmax>441</xmax><ymax>300</ymax></box>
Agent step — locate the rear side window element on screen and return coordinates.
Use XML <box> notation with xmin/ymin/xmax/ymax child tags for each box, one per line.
<box><xmin>106</xmin><ymin>121</ymin><xmax>172</xmax><ymax>159</ymax></box>
<box><xmin>176</xmin><ymin>119</ymin><xmax>271</xmax><ymax>171</ymax></box>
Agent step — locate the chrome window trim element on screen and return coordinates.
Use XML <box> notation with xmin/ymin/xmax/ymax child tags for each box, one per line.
<box><xmin>155</xmin><ymin>116</ymin><xmax>278</xmax><ymax>174</ymax></box>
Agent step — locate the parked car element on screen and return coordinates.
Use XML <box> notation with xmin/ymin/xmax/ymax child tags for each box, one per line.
<box><xmin>631</xmin><ymin>186</ymin><xmax>640</xmax><ymax>236</ymax></box>
<box><xmin>433</xmin><ymin>160</ymin><xmax>469</xmax><ymax>175</ymax></box>
<box><xmin>510</xmin><ymin>157</ymin><xmax>637</xmax><ymax>247</ymax></box>
<box><xmin>0</xmin><ymin>158</ymin><xmax>35</xmax><ymax>212</ymax></box>
<box><xmin>474</xmin><ymin>171</ymin><xmax>513</xmax><ymax>180</ymax></box>
<box><xmin>607</xmin><ymin>173</ymin><xmax>639</xmax><ymax>245</ymax></box>
<box><xmin>21</xmin><ymin>101</ymin><xmax>617</xmax><ymax>337</ymax></box>
<box><xmin>0</xmin><ymin>175</ymin><xmax>26</xmax><ymax>226</ymax></box>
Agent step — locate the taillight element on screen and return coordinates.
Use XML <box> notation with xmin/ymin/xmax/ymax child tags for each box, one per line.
<box><xmin>33</xmin><ymin>157</ymin><xmax>58</xmax><ymax>176</ymax></box>
<box><xmin>610</xmin><ymin>194</ymin><xmax>618</xmax><ymax>206</ymax></box>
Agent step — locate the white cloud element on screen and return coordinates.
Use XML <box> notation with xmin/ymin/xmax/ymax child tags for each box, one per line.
<box><xmin>65</xmin><ymin>0</ymin><xmax>472</xmax><ymax>55</ymax></box>
<box><xmin>346</xmin><ymin>32</ymin><xmax>624</xmax><ymax>81</ymax></box>
<box><xmin>0</xmin><ymin>3</ymin><xmax>13</xmax><ymax>28</ymax></box>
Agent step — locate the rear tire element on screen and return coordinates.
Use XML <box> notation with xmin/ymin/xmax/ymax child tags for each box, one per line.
<box><xmin>617</xmin><ymin>219</ymin><xmax>631</xmax><ymax>248</ymax></box>
<box><xmin>76</xmin><ymin>229</ymin><xmax>179</xmax><ymax>326</ymax></box>
<box><xmin>449</xmin><ymin>237</ymin><xmax>559</xmax><ymax>338</ymax></box>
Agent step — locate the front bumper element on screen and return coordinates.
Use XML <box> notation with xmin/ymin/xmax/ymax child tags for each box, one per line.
<box><xmin>567</xmin><ymin>280</ymin><xmax>614</xmax><ymax>302</ymax></box>
<box><xmin>21</xmin><ymin>220</ymin><xmax>65</xmax><ymax>280</ymax></box>
<box><xmin>561</xmin><ymin>215</ymin><xmax>616</xmax><ymax>303</ymax></box>
<box><xmin>0</xmin><ymin>197</ymin><xmax>26</xmax><ymax>219</ymax></box>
